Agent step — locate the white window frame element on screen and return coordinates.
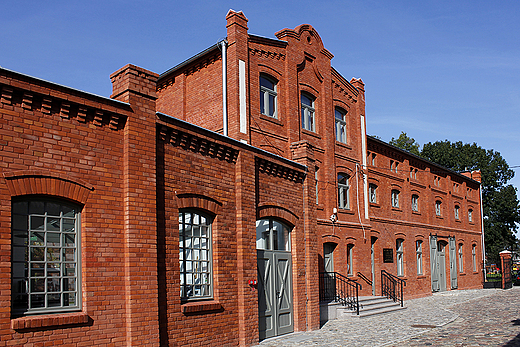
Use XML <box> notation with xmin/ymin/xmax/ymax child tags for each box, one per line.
<box><xmin>435</xmin><ymin>201</ymin><xmax>442</xmax><ymax>216</ymax></box>
<box><xmin>391</xmin><ymin>190</ymin><xmax>400</xmax><ymax>208</ymax></box>
<box><xmin>468</xmin><ymin>209</ymin><xmax>473</xmax><ymax>222</ymax></box>
<box><xmin>179</xmin><ymin>210</ymin><xmax>213</xmax><ymax>301</ymax></box>
<box><xmin>369</xmin><ymin>183</ymin><xmax>377</xmax><ymax>204</ymax></box>
<box><xmin>458</xmin><ymin>244</ymin><xmax>464</xmax><ymax>273</ymax></box>
<box><xmin>338</xmin><ymin>173</ymin><xmax>350</xmax><ymax>210</ymax></box>
<box><xmin>396</xmin><ymin>239</ymin><xmax>404</xmax><ymax>277</ymax></box>
<box><xmin>260</xmin><ymin>75</ymin><xmax>277</xmax><ymax>118</ymax></box>
<box><xmin>12</xmin><ymin>199</ymin><xmax>81</xmax><ymax>316</ymax></box>
<box><xmin>472</xmin><ymin>245</ymin><xmax>477</xmax><ymax>272</ymax></box>
<box><xmin>411</xmin><ymin>194</ymin><xmax>419</xmax><ymax>212</ymax></box>
<box><xmin>416</xmin><ymin>240</ymin><xmax>423</xmax><ymax>275</ymax></box>
<box><xmin>454</xmin><ymin>205</ymin><xmax>460</xmax><ymax>220</ymax></box>
<box><xmin>334</xmin><ymin>107</ymin><xmax>347</xmax><ymax>143</ymax></box>
<box><xmin>301</xmin><ymin>92</ymin><xmax>315</xmax><ymax>132</ymax></box>
<box><xmin>347</xmin><ymin>244</ymin><xmax>354</xmax><ymax>276</ymax></box>
<box><xmin>256</xmin><ymin>218</ymin><xmax>291</xmax><ymax>251</ymax></box>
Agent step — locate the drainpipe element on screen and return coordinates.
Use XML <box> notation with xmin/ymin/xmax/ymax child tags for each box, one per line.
<box><xmin>479</xmin><ymin>177</ymin><xmax>486</xmax><ymax>281</ymax></box>
<box><xmin>220</xmin><ymin>40</ymin><xmax>228</xmax><ymax>136</ymax></box>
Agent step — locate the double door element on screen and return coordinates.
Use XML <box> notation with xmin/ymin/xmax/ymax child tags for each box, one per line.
<box><xmin>257</xmin><ymin>250</ymin><xmax>293</xmax><ymax>340</ymax></box>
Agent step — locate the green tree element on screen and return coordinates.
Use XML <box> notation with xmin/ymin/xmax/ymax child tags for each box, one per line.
<box><xmin>389</xmin><ymin>132</ymin><xmax>421</xmax><ymax>156</ymax></box>
<box><xmin>421</xmin><ymin>140</ymin><xmax>520</xmax><ymax>265</ymax></box>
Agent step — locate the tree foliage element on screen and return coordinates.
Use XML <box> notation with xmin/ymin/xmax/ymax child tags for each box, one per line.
<box><xmin>389</xmin><ymin>132</ymin><xmax>421</xmax><ymax>156</ymax></box>
<box><xmin>421</xmin><ymin>140</ymin><xmax>520</xmax><ymax>265</ymax></box>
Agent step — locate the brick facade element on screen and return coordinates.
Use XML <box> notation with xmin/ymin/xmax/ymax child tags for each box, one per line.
<box><xmin>0</xmin><ymin>9</ymin><xmax>483</xmax><ymax>346</ymax></box>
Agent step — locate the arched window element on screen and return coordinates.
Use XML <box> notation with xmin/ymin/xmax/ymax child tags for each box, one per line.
<box><xmin>338</xmin><ymin>173</ymin><xmax>350</xmax><ymax>210</ymax></box>
<box><xmin>256</xmin><ymin>218</ymin><xmax>291</xmax><ymax>251</ymax></box>
<box><xmin>260</xmin><ymin>74</ymin><xmax>277</xmax><ymax>118</ymax></box>
<box><xmin>454</xmin><ymin>205</ymin><xmax>460</xmax><ymax>220</ymax></box>
<box><xmin>468</xmin><ymin>209</ymin><xmax>473</xmax><ymax>222</ymax></box>
<box><xmin>12</xmin><ymin>198</ymin><xmax>81</xmax><ymax>315</ymax></box>
<box><xmin>301</xmin><ymin>92</ymin><xmax>315</xmax><ymax>132</ymax></box>
<box><xmin>334</xmin><ymin>107</ymin><xmax>347</xmax><ymax>143</ymax></box>
<box><xmin>179</xmin><ymin>210</ymin><xmax>213</xmax><ymax>300</ymax></box>
<box><xmin>396</xmin><ymin>239</ymin><xmax>404</xmax><ymax>277</ymax></box>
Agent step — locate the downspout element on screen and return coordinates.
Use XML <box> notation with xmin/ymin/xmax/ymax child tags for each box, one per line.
<box><xmin>479</xmin><ymin>179</ymin><xmax>486</xmax><ymax>281</ymax></box>
<box><xmin>221</xmin><ymin>40</ymin><xmax>228</xmax><ymax>136</ymax></box>
<box><xmin>360</xmin><ymin>114</ymin><xmax>369</xmax><ymax>222</ymax></box>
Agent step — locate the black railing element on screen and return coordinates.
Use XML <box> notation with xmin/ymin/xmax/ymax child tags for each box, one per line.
<box><xmin>381</xmin><ymin>270</ymin><xmax>406</xmax><ymax>307</ymax></box>
<box><xmin>357</xmin><ymin>272</ymin><xmax>372</xmax><ymax>286</ymax></box>
<box><xmin>319</xmin><ymin>272</ymin><xmax>362</xmax><ymax>315</ymax></box>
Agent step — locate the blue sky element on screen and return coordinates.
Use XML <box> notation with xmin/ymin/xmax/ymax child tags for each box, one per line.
<box><xmin>2</xmin><ymin>0</ymin><xmax>520</xmax><ymax>196</ymax></box>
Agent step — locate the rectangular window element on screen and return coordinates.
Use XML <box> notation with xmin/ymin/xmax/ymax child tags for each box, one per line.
<box><xmin>12</xmin><ymin>199</ymin><xmax>81</xmax><ymax>316</ymax></box>
<box><xmin>472</xmin><ymin>245</ymin><xmax>477</xmax><ymax>272</ymax></box>
<box><xmin>435</xmin><ymin>201</ymin><xmax>442</xmax><ymax>216</ymax></box>
<box><xmin>371</xmin><ymin>153</ymin><xmax>376</xmax><ymax>166</ymax></box>
<box><xmin>455</xmin><ymin>206</ymin><xmax>460</xmax><ymax>220</ymax></box>
<box><xmin>260</xmin><ymin>75</ymin><xmax>277</xmax><ymax>118</ymax></box>
<box><xmin>416</xmin><ymin>240</ymin><xmax>423</xmax><ymax>275</ymax></box>
<box><xmin>338</xmin><ymin>174</ymin><xmax>350</xmax><ymax>210</ymax></box>
<box><xmin>411</xmin><ymin>195</ymin><xmax>419</xmax><ymax>212</ymax></box>
<box><xmin>396</xmin><ymin>239</ymin><xmax>404</xmax><ymax>276</ymax></box>
<box><xmin>369</xmin><ymin>184</ymin><xmax>377</xmax><ymax>204</ymax></box>
<box><xmin>391</xmin><ymin>190</ymin><xmax>400</xmax><ymax>208</ymax></box>
<box><xmin>301</xmin><ymin>93</ymin><xmax>315</xmax><ymax>132</ymax></box>
<box><xmin>179</xmin><ymin>211</ymin><xmax>212</xmax><ymax>300</ymax></box>
<box><xmin>458</xmin><ymin>244</ymin><xmax>464</xmax><ymax>273</ymax></box>
<box><xmin>347</xmin><ymin>244</ymin><xmax>354</xmax><ymax>276</ymax></box>
<box><xmin>334</xmin><ymin>108</ymin><xmax>347</xmax><ymax>143</ymax></box>
<box><xmin>468</xmin><ymin>209</ymin><xmax>473</xmax><ymax>222</ymax></box>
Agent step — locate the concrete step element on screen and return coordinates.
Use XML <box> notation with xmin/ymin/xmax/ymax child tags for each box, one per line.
<box><xmin>336</xmin><ymin>296</ymin><xmax>406</xmax><ymax>318</ymax></box>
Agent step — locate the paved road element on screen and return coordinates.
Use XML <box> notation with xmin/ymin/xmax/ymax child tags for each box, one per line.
<box><xmin>257</xmin><ymin>287</ymin><xmax>520</xmax><ymax>346</ymax></box>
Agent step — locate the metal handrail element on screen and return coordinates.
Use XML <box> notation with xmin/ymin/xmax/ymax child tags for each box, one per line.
<box><xmin>357</xmin><ymin>271</ymin><xmax>372</xmax><ymax>286</ymax></box>
<box><xmin>319</xmin><ymin>272</ymin><xmax>362</xmax><ymax>315</ymax></box>
<box><xmin>381</xmin><ymin>270</ymin><xmax>406</xmax><ymax>307</ymax></box>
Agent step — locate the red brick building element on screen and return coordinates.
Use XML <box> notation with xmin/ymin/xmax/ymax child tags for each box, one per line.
<box><xmin>0</xmin><ymin>9</ymin><xmax>483</xmax><ymax>346</ymax></box>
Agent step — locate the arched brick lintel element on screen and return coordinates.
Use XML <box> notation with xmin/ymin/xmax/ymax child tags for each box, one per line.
<box><xmin>176</xmin><ymin>193</ymin><xmax>222</xmax><ymax>216</ymax></box>
<box><xmin>257</xmin><ymin>204</ymin><xmax>299</xmax><ymax>227</ymax></box>
<box><xmin>3</xmin><ymin>170</ymin><xmax>94</xmax><ymax>204</ymax></box>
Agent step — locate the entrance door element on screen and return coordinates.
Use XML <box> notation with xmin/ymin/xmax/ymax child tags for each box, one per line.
<box><xmin>257</xmin><ymin>250</ymin><xmax>293</xmax><ymax>340</ymax></box>
<box><xmin>449</xmin><ymin>237</ymin><xmax>458</xmax><ymax>289</ymax></box>
<box><xmin>437</xmin><ymin>242</ymin><xmax>447</xmax><ymax>292</ymax></box>
<box><xmin>430</xmin><ymin>236</ymin><xmax>439</xmax><ymax>292</ymax></box>
<box><xmin>256</xmin><ymin>218</ymin><xmax>293</xmax><ymax>340</ymax></box>
<box><xmin>323</xmin><ymin>243</ymin><xmax>335</xmax><ymax>273</ymax></box>
<box><xmin>371</xmin><ymin>237</ymin><xmax>377</xmax><ymax>295</ymax></box>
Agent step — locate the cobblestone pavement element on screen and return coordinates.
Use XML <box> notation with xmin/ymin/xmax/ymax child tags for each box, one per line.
<box><xmin>257</xmin><ymin>287</ymin><xmax>520</xmax><ymax>346</ymax></box>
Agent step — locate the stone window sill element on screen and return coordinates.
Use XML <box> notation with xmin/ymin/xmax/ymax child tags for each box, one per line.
<box><xmin>11</xmin><ymin>311</ymin><xmax>89</xmax><ymax>331</ymax></box>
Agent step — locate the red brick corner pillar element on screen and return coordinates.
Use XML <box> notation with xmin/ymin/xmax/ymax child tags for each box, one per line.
<box><xmin>110</xmin><ymin>64</ymin><xmax>160</xmax><ymax>346</ymax></box>
<box><xmin>290</xmin><ymin>140</ymin><xmax>319</xmax><ymax>331</ymax></box>
<box><xmin>500</xmin><ymin>250</ymin><xmax>512</xmax><ymax>289</ymax></box>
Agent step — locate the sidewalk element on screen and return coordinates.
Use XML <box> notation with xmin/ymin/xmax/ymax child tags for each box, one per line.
<box><xmin>257</xmin><ymin>287</ymin><xmax>517</xmax><ymax>346</ymax></box>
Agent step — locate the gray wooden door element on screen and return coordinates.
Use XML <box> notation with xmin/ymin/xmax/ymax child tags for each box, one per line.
<box><xmin>323</xmin><ymin>243</ymin><xmax>335</xmax><ymax>273</ymax></box>
<box><xmin>371</xmin><ymin>237</ymin><xmax>376</xmax><ymax>295</ymax></box>
<box><xmin>449</xmin><ymin>237</ymin><xmax>458</xmax><ymax>289</ymax></box>
<box><xmin>437</xmin><ymin>242</ymin><xmax>447</xmax><ymax>292</ymax></box>
<box><xmin>430</xmin><ymin>236</ymin><xmax>439</xmax><ymax>292</ymax></box>
<box><xmin>257</xmin><ymin>250</ymin><xmax>293</xmax><ymax>340</ymax></box>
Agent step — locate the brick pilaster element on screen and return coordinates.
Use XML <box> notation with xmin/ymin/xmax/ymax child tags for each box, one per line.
<box><xmin>290</xmin><ymin>141</ymin><xmax>320</xmax><ymax>330</ymax></box>
<box><xmin>234</xmin><ymin>151</ymin><xmax>258</xmax><ymax>345</ymax></box>
<box><xmin>110</xmin><ymin>64</ymin><xmax>160</xmax><ymax>346</ymax></box>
